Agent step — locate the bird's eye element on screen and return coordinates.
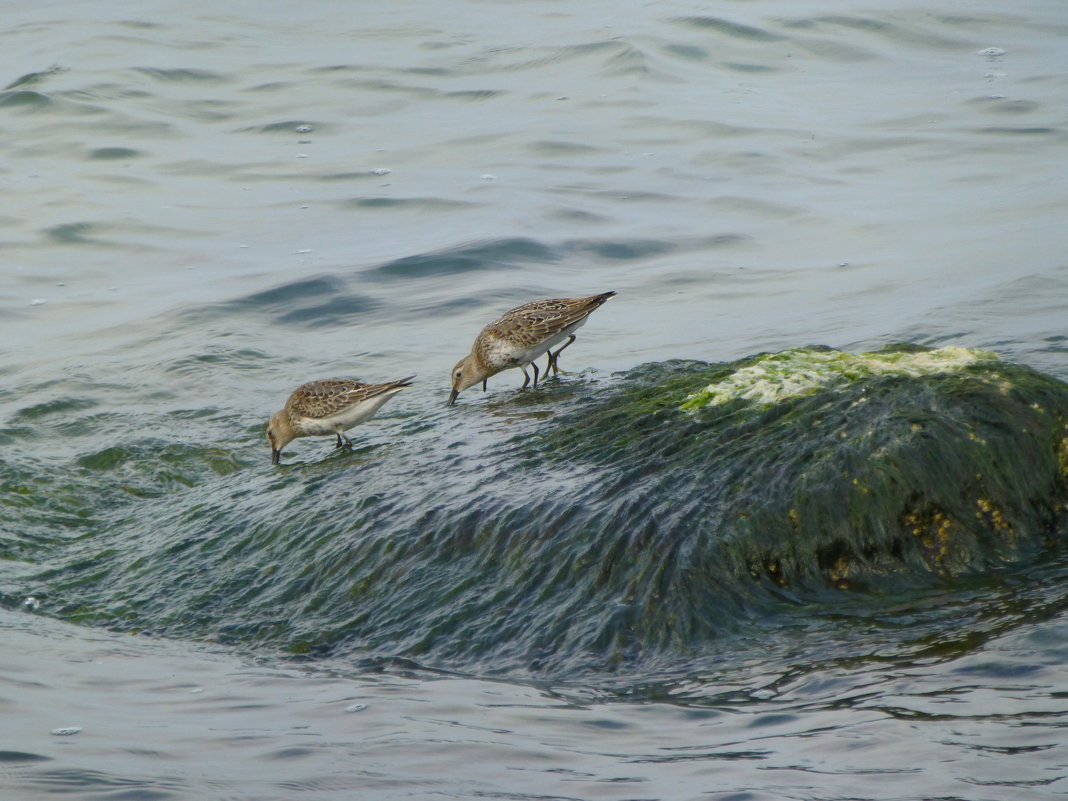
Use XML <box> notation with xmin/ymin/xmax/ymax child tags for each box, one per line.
<box><xmin>454</xmin><ymin>370</ymin><xmax>462</xmax><ymax>379</ymax></box>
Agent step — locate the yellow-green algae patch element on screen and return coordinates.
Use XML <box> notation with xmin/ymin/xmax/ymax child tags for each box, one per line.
<box><xmin>681</xmin><ymin>346</ymin><xmax>1001</xmax><ymax>411</ymax></box>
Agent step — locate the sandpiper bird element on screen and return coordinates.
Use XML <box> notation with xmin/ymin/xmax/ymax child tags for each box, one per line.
<box><xmin>266</xmin><ymin>376</ymin><xmax>413</xmax><ymax>464</ymax></box>
<box><xmin>448</xmin><ymin>291</ymin><xmax>616</xmax><ymax>405</ymax></box>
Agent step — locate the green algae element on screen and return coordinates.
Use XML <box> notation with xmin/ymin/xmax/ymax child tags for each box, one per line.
<box><xmin>540</xmin><ymin>347</ymin><xmax>1068</xmax><ymax>590</ymax></box>
<box><xmin>5</xmin><ymin>347</ymin><xmax>1068</xmax><ymax>675</ymax></box>
<box><xmin>681</xmin><ymin>346</ymin><xmax>1002</xmax><ymax>410</ymax></box>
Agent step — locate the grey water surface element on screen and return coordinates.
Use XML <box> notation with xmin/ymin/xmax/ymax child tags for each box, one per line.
<box><xmin>2</xmin><ymin>1</ymin><xmax>1068</xmax><ymax>799</ymax></box>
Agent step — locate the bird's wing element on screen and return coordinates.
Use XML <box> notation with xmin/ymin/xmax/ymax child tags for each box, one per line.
<box><xmin>287</xmin><ymin>377</ymin><xmax>413</xmax><ymax>419</ymax></box>
<box><xmin>483</xmin><ymin>292</ymin><xmax>615</xmax><ymax>348</ymax></box>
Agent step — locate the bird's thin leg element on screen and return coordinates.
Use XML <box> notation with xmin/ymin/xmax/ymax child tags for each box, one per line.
<box><xmin>334</xmin><ymin>433</ymin><xmax>344</xmax><ymax>449</ymax></box>
<box><xmin>549</xmin><ymin>334</ymin><xmax>577</xmax><ymax>375</ymax></box>
<box><xmin>520</xmin><ymin>367</ymin><xmax>531</xmax><ymax>390</ymax></box>
<box><xmin>531</xmin><ymin>361</ymin><xmax>540</xmax><ymax>389</ymax></box>
<box><xmin>339</xmin><ymin>432</ymin><xmax>352</xmax><ymax>449</ymax></box>
<box><xmin>482</xmin><ymin>379</ymin><xmax>487</xmax><ymax>392</ymax></box>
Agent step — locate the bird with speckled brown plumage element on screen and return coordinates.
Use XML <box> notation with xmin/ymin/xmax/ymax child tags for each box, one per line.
<box><xmin>448</xmin><ymin>292</ymin><xmax>615</xmax><ymax>405</ymax></box>
<box><xmin>266</xmin><ymin>376</ymin><xmax>413</xmax><ymax>464</ymax></box>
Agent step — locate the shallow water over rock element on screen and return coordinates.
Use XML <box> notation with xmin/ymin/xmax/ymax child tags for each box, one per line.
<box><xmin>3</xmin><ymin>347</ymin><xmax>1065</xmax><ymax>682</ymax></box>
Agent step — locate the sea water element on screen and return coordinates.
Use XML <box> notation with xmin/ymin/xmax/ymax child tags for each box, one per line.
<box><xmin>3</xmin><ymin>1</ymin><xmax>1067</xmax><ymax>798</ymax></box>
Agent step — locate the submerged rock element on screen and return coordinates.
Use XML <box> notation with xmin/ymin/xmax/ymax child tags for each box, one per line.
<box><xmin>9</xmin><ymin>345</ymin><xmax>1068</xmax><ymax>674</ymax></box>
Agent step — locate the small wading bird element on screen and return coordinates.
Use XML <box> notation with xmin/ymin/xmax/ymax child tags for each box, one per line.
<box><xmin>448</xmin><ymin>291</ymin><xmax>616</xmax><ymax>405</ymax></box>
<box><xmin>266</xmin><ymin>376</ymin><xmax>414</xmax><ymax>464</ymax></box>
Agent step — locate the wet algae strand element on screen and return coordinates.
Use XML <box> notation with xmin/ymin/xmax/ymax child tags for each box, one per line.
<box><xmin>8</xmin><ymin>346</ymin><xmax>1068</xmax><ymax>674</ymax></box>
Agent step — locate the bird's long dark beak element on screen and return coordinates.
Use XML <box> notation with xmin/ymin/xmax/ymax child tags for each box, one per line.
<box><xmin>447</xmin><ymin>388</ymin><xmax>459</xmax><ymax>406</ymax></box>
<box><xmin>271</xmin><ymin>448</ymin><xmax>281</xmax><ymax>465</ymax></box>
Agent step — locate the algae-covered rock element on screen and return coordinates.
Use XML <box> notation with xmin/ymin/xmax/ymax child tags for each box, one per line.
<box><xmin>544</xmin><ymin>345</ymin><xmax>1068</xmax><ymax>590</ymax></box>
<box><xmin>10</xmin><ymin>345</ymin><xmax>1068</xmax><ymax>673</ymax></box>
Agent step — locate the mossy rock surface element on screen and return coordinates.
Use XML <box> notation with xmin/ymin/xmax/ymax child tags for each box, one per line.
<box><xmin>538</xmin><ymin>346</ymin><xmax>1068</xmax><ymax>590</ymax></box>
<box><xmin>6</xmin><ymin>345</ymin><xmax>1067</xmax><ymax>673</ymax></box>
